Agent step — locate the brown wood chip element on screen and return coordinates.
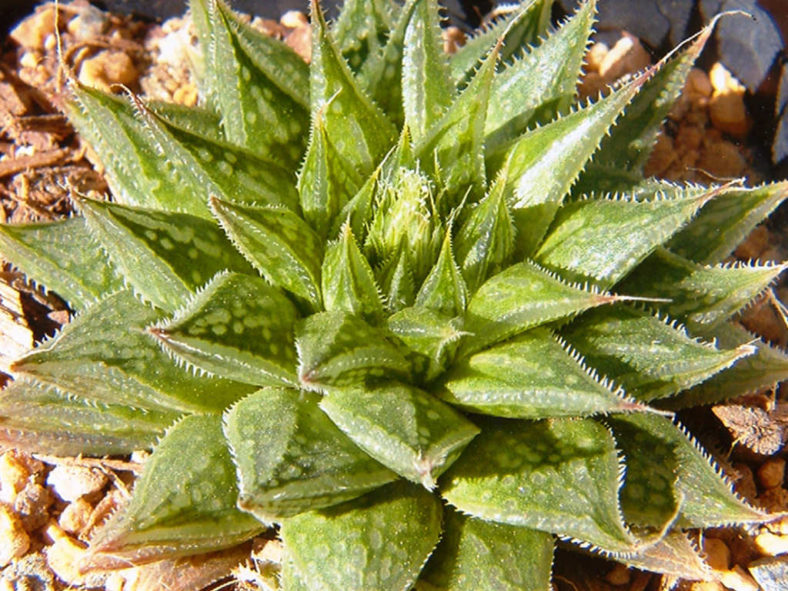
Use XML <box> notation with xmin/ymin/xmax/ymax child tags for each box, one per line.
<box><xmin>713</xmin><ymin>404</ymin><xmax>785</xmax><ymax>456</ymax></box>
<box><xmin>0</xmin><ymin>147</ymin><xmax>74</xmax><ymax>178</ymax></box>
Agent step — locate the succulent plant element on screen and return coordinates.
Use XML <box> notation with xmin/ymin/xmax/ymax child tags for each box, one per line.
<box><xmin>1</xmin><ymin>0</ymin><xmax>787</xmax><ymax>587</ymax></box>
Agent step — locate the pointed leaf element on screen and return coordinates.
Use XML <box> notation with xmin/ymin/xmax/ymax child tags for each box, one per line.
<box><xmin>200</xmin><ymin>0</ymin><xmax>309</xmax><ymax>162</ymax></box>
<box><xmin>331</xmin><ymin>165</ymin><xmax>379</xmax><ymax>240</ymax></box>
<box><xmin>618</xmin><ymin>248</ymin><xmax>787</xmax><ymax>331</ymax></box>
<box><xmin>535</xmin><ymin>192</ymin><xmax>711</xmax><ymax>289</ymax></box>
<box><xmin>11</xmin><ymin>290</ymin><xmax>252</xmax><ymax>413</ymax></box>
<box><xmin>402</xmin><ymin>0</ymin><xmax>454</xmax><ymax>142</ymax></box>
<box><xmin>296</xmin><ymin>310</ymin><xmax>411</xmax><ymax>389</ymax></box>
<box><xmin>415</xmin><ymin>36</ymin><xmax>498</xmax><ymax>200</ymax></box>
<box><xmin>163</xmin><ymin>120</ymin><xmax>300</xmax><ymax>211</ymax></box>
<box><xmin>365</xmin><ymin>167</ymin><xmax>442</xmax><ymax>282</ymax></box>
<box><xmin>590</xmin><ymin>22</ymin><xmax>710</xmax><ymax>172</ymax></box>
<box><xmin>613</xmin><ymin>413</ymin><xmax>765</xmax><ymax>527</ymax></box>
<box><xmin>484</xmin><ymin>0</ymin><xmax>595</xmax><ymax>151</ymax></box>
<box><xmin>561</xmin><ymin>306</ymin><xmax>755</xmax><ymax>401</ymax></box>
<box><xmin>441</xmin><ymin>417</ymin><xmax>639</xmax><ymax>553</ymax></box>
<box><xmin>415</xmin><ymin>229</ymin><xmax>467</xmax><ymax>317</ymax></box>
<box><xmin>438</xmin><ymin>328</ymin><xmax>640</xmax><ymax>419</ymax></box>
<box><xmin>668</xmin><ymin>181</ymin><xmax>788</xmax><ymax>264</ymax></box>
<box><xmin>79</xmin><ymin>198</ymin><xmax>253</xmax><ymax>312</ymax></box>
<box><xmin>309</xmin><ymin>0</ymin><xmax>396</xmax><ymax>173</ymax></box>
<box><xmin>386</xmin><ymin>306</ymin><xmax>465</xmax><ymax>382</ymax></box>
<box><xmin>357</xmin><ymin>0</ymin><xmax>419</xmax><ymax>123</ymax></box>
<box><xmin>298</xmin><ymin>115</ymin><xmax>363</xmax><ymax>238</ymax></box>
<box><xmin>420</xmin><ymin>510</ymin><xmax>554</xmax><ymax>591</ymax></box>
<box><xmin>332</xmin><ymin>0</ymin><xmax>394</xmax><ymax>73</ymax></box>
<box><xmin>462</xmin><ymin>260</ymin><xmax>622</xmax><ymax>354</ymax></box>
<box><xmin>281</xmin><ymin>481</ymin><xmax>442</xmax><ymax>591</ymax></box>
<box><xmin>210</xmin><ymin>198</ymin><xmax>323</xmax><ymax>309</ymax></box>
<box><xmin>378</xmin><ymin>242</ymin><xmax>418</xmax><ymax>314</ymax></box>
<box><xmin>71</xmin><ymin>86</ymin><xmax>300</xmax><ymax>216</ymax></box>
<box><xmin>496</xmin><ymin>72</ymin><xmax>648</xmax><ymax>257</ymax></box>
<box><xmin>281</xmin><ymin>554</ymin><xmax>311</xmax><ymax>591</ymax></box>
<box><xmin>149</xmin><ymin>272</ymin><xmax>299</xmax><ymax>387</ymax></box>
<box><xmin>214</xmin><ymin>0</ymin><xmax>309</xmax><ymax>107</ymax></box>
<box><xmin>86</xmin><ymin>414</ymin><xmax>264</xmax><ymax>568</ymax></box>
<box><xmin>0</xmin><ymin>379</ymin><xmax>176</xmax><ymax>456</ymax></box>
<box><xmin>454</xmin><ymin>170</ymin><xmax>516</xmax><ymax>292</ymax></box>
<box><xmin>320</xmin><ymin>382</ymin><xmax>479</xmax><ymax>489</ymax></box>
<box><xmin>450</xmin><ymin>0</ymin><xmax>554</xmax><ymax>83</ymax></box>
<box><xmin>147</xmin><ymin>100</ymin><xmax>225</xmax><ymax>143</ymax></box>
<box><xmin>662</xmin><ymin>322</ymin><xmax>788</xmax><ymax>408</ymax></box>
<box><xmin>622</xmin><ymin>532</ymin><xmax>714</xmax><ymax>581</ymax></box>
<box><xmin>223</xmin><ymin>387</ymin><xmax>396</xmax><ymax>521</ymax></box>
<box><xmin>66</xmin><ymin>86</ymin><xmax>212</xmax><ymax>217</ymax></box>
<box><xmin>608</xmin><ymin>415</ymin><xmax>679</xmax><ymax>527</ymax></box>
<box><xmin>332</xmin><ymin>126</ymin><xmax>416</xmax><ymax>241</ymax></box>
<box><xmin>0</xmin><ymin>217</ymin><xmax>123</xmax><ymax>310</ymax></box>
<box><xmin>321</xmin><ymin>223</ymin><xmax>384</xmax><ymax>323</ymax></box>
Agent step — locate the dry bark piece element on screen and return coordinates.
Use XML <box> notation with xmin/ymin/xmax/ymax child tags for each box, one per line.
<box><xmin>103</xmin><ymin>544</ymin><xmax>253</xmax><ymax>591</ymax></box>
<box><xmin>80</xmin><ymin>487</ymin><xmax>126</xmax><ymax>540</ymax></box>
<box><xmin>712</xmin><ymin>405</ymin><xmax>784</xmax><ymax>456</ymax></box>
<box><xmin>0</xmin><ymin>277</ymin><xmax>35</xmax><ymax>374</ymax></box>
<box><xmin>0</xmin><ymin>147</ymin><xmax>76</xmax><ymax>179</ymax></box>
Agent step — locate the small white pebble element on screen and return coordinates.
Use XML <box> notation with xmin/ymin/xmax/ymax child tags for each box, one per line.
<box><xmin>598</xmin><ymin>32</ymin><xmax>650</xmax><ymax>81</ymax></box>
<box><xmin>45</xmin><ymin>523</ymin><xmax>106</xmax><ymax>588</ymax></box>
<box><xmin>0</xmin><ymin>505</ymin><xmax>30</xmax><ymax>567</ymax></box>
<box><xmin>59</xmin><ymin>497</ymin><xmax>94</xmax><ymax>535</ymax></box>
<box><xmin>585</xmin><ymin>42</ymin><xmax>609</xmax><ymax>71</ymax></box>
<box><xmin>280</xmin><ymin>10</ymin><xmax>308</xmax><ymax>28</ymax></box>
<box><xmin>0</xmin><ymin>451</ymin><xmax>32</xmax><ymax>504</ymax></box>
<box><xmin>19</xmin><ymin>51</ymin><xmax>40</xmax><ymax>69</ymax></box>
<box><xmin>47</xmin><ymin>465</ymin><xmax>108</xmax><ymax>502</ymax></box>
<box><xmin>719</xmin><ymin>565</ymin><xmax>759</xmax><ymax>591</ymax></box>
<box><xmin>754</xmin><ymin>531</ymin><xmax>788</xmax><ymax>555</ymax></box>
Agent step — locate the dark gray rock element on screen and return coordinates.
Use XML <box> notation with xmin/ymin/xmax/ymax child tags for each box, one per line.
<box><xmin>701</xmin><ymin>0</ymin><xmax>783</xmax><ymax>90</ymax></box>
<box><xmin>749</xmin><ymin>555</ymin><xmax>788</xmax><ymax>591</ymax></box>
<box><xmin>96</xmin><ymin>0</ymin><xmax>340</xmax><ymax>20</ymax></box>
<box><xmin>559</xmin><ymin>0</ymin><xmax>694</xmax><ymax>47</ymax></box>
<box><xmin>95</xmin><ymin>0</ymin><xmax>476</xmax><ymax>26</ymax></box>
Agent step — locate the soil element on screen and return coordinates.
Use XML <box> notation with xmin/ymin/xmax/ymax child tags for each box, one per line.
<box><xmin>0</xmin><ymin>2</ymin><xmax>785</xmax><ymax>591</ymax></box>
